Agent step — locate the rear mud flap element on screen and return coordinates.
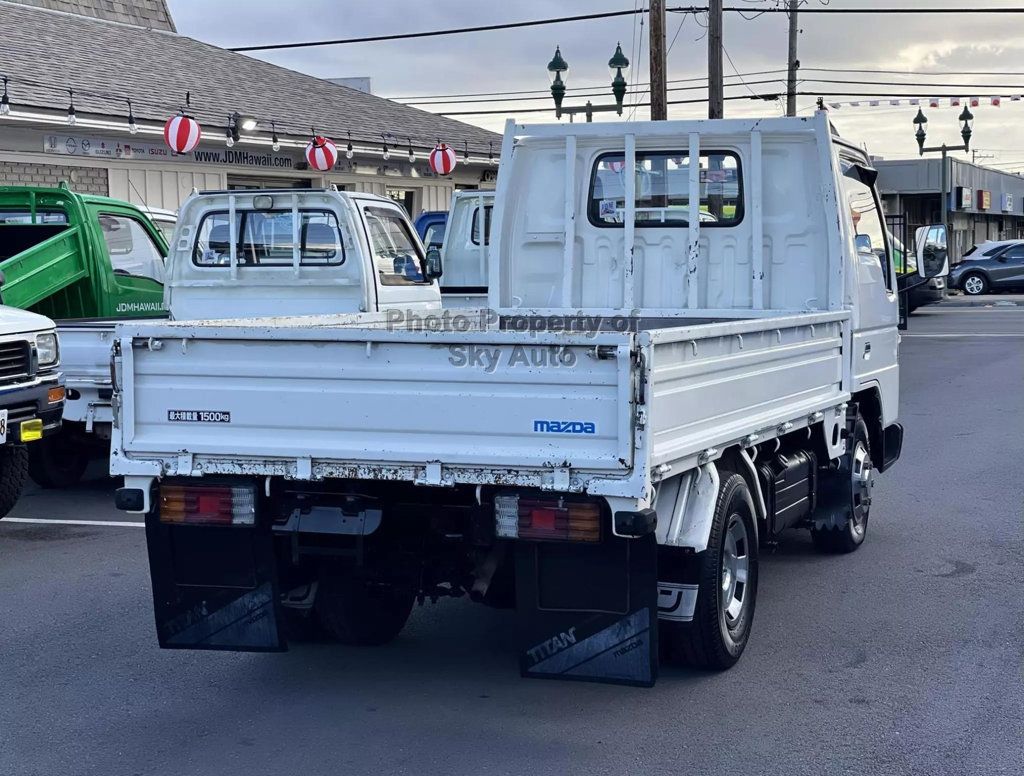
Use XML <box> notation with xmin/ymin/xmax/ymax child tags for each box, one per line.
<box><xmin>515</xmin><ymin>534</ymin><xmax>658</xmax><ymax>687</ymax></box>
<box><xmin>144</xmin><ymin>513</ymin><xmax>286</xmax><ymax>652</ymax></box>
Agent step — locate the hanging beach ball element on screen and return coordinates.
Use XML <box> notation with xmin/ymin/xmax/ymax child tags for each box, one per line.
<box><xmin>163</xmin><ymin>114</ymin><xmax>202</xmax><ymax>154</ymax></box>
<box><xmin>305</xmin><ymin>135</ymin><xmax>338</xmax><ymax>171</ymax></box>
<box><xmin>607</xmin><ymin>159</ymin><xmax>627</xmax><ymax>173</ymax></box>
<box><xmin>428</xmin><ymin>143</ymin><xmax>458</xmax><ymax>175</ymax></box>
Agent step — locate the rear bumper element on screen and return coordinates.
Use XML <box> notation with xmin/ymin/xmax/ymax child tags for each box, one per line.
<box><xmin>0</xmin><ymin>372</ymin><xmax>64</xmax><ymax>442</ymax></box>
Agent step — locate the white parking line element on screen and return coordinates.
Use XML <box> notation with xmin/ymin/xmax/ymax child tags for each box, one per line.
<box><xmin>903</xmin><ymin>333</ymin><xmax>1024</xmax><ymax>338</ymax></box>
<box><xmin>1</xmin><ymin>518</ymin><xmax>144</xmax><ymax>528</ymax></box>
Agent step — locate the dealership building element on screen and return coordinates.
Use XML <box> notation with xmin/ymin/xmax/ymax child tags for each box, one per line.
<box><xmin>876</xmin><ymin>157</ymin><xmax>1024</xmax><ymax>264</ymax></box>
<box><xmin>0</xmin><ymin>0</ymin><xmax>500</xmax><ymax>216</ymax></box>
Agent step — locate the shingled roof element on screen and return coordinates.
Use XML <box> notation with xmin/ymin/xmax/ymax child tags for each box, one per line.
<box><xmin>0</xmin><ymin>0</ymin><xmax>501</xmax><ymax>154</ymax></box>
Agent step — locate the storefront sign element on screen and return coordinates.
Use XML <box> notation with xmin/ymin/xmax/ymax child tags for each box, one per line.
<box><xmin>976</xmin><ymin>189</ymin><xmax>992</xmax><ymax>210</ymax></box>
<box><xmin>1000</xmin><ymin>192</ymin><xmax>1015</xmax><ymax>213</ymax></box>
<box><xmin>44</xmin><ymin>133</ymin><xmax>298</xmax><ymax>169</ymax></box>
<box><xmin>955</xmin><ymin>186</ymin><xmax>973</xmax><ymax>209</ymax></box>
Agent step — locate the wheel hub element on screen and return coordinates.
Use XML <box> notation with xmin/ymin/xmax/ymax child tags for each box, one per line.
<box><xmin>850</xmin><ymin>440</ymin><xmax>874</xmax><ymax>538</ymax></box>
<box><xmin>964</xmin><ymin>276</ymin><xmax>984</xmax><ymax>295</ymax></box>
<box><xmin>720</xmin><ymin>514</ymin><xmax>750</xmax><ymax>629</ymax></box>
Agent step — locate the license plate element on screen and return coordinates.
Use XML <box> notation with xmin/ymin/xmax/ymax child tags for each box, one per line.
<box><xmin>0</xmin><ymin>409</ymin><xmax>8</xmax><ymax>444</ymax></box>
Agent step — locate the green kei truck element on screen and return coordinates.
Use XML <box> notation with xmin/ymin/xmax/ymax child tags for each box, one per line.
<box><xmin>0</xmin><ymin>183</ymin><xmax>169</xmax><ymax>487</ymax></box>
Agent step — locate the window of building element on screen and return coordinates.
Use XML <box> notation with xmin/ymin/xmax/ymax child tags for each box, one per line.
<box><xmin>98</xmin><ymin>214</ymin><xmax>165</xmax><ymax>283</ymax></box>
<box><xmin>363</xmin><ymin>205</ymin><xmax>429</xmax><ymax>286</ymax></box>
<box><xmin>387</xmin><ymin>189</ymin><xmax>416</xmax><ymax>218</ymax></box>
<box><xmin>192</xmin><ymin>210</ymin><xmax>345</xmax><ymax>267</ymax></box>
<box><xmin>588</xmin><ymin>150</ymin><xmax>743</xmax><ymax>227</ymax></box>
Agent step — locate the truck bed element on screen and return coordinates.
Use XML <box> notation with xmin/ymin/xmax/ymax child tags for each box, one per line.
<box><xmin>112</xmin><ymin>310</ymin><xmax>850</xmax><ymax>499</ymax></box>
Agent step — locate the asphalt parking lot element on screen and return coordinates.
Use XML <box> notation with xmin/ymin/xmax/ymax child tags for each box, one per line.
<box><xmin>1</xmin><ymin>298</ymin><xmax>1022</xmax><ymax>776</ymax></box>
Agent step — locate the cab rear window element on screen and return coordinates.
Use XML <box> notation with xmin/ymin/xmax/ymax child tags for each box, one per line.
<box><xmin>192</xmin><ymin>209</ymin><xmax>345</xmax><ymax>267</ymax></box>
<box><xmin>588</xmin><ymin>150</ymin><xmax>743</xmax><ymax>227</ymax></box>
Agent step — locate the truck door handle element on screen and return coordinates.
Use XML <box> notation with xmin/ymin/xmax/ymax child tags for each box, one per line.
<box><xmin>863</xmin><ymin>342</ymin><xmax>872</xmax><ymax>359</ymax></box>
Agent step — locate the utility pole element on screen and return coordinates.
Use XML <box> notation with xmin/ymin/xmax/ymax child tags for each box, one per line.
<box><xmin>708</xmin><ymin>0</ymin><xmax>724</xmax><ymax>118</ymax></box>
<box><xmin>649</xmin><ymin>0</ymin><xmax>668</xmax><ymax>120</ymax></box>
<box><xmin>786</xmin><ymin>0</ymin><xmax>799</xmax><ymax>117</ymax></box>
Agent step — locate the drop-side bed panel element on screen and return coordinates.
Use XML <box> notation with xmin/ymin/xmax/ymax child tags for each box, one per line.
<box><xmin>644</xmin><ymin>312</ymin><xmax>849</xmax><ymax>467</ymax></box>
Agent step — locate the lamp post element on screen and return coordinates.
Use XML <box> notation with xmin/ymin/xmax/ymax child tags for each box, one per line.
<box><xmin>914</xmin><ymin>105</ymin><xmax>975</xmax><ymax>242</ymax></box>
<box><xmin>547</xmin><ymin>44</ymin><xmax>630</xmax><ymax>122</ymax></box>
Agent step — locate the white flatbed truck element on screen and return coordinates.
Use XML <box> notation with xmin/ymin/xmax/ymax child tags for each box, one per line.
<box><xmin>111</xmin><ymin>113</ymin><xmax>947</xmax><ymax>686</ymax></box>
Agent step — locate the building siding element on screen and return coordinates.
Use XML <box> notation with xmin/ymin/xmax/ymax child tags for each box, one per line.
<box><xmin>4</xmin><ymin>0</ymin><xmax>176</xmax><ymax>30</ymax></box>
<box><xmin>0</xmin><ymin>160</ymin><xmax>108</xmax><ymax>194</ymax></box>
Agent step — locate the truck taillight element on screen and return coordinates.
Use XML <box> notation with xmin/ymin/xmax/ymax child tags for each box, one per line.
<box><xmin>493</xmin><ymin>494</ymin><xmax>601</xmax><ymax>542</ymax></box>
<box><xmin>159</xmin><ymin>484</ymin><xmax>256</xmax><ymax>526</ymax></box>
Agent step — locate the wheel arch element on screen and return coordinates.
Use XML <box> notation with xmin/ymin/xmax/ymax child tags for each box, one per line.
<box><xmin>851</xmin><ymin>387</ymin><xmax>883</xmax><ymax>462</ymax></box>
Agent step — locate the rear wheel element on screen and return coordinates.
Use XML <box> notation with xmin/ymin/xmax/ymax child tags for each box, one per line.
<box><xmin>962</xmin><ymin>272</ymin><xmax>988</xmax><ymax>296</ymax></box>
<box><xmin>0</xmin><ymin>445</ymin><xmax>28</xmax><ymax>518</ymax></box>
<box><xmin>811</xmin><ymin>415</ymin><xmax>873</xmax><ymax>554</ymax></box>
<box><xmin>315</xmin><ymin>566</ymin><xmax>415</xmax><ymax>646</ymax></box>
<box><xmin>661</xmin><ymin>471</ymin><xmax>759</xmax><ymax>669</ymax></box>
<box><xmin>28</xmin><ymin>430</ymin><xmax>91</xmax><ymax>489</ymax></box>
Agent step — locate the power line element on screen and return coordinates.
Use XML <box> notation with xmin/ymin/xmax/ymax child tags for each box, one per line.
<box><xmin>388</xmin><ymin>69</ymin><xmax>787</xmax><ymax>101</ymax></box>
<box><xmin>228</xmin><ymin>5</ymin><xmax>1024</xmax><ymax>52</ymax></box>
<box><xmin>228</xmin><ymin>8</ymin><xmax>669</xmax><ymax>52</ymax></box>
<box><xmin>436</xmin><ymin>90</ymin><xmax>1024</xmax><ymax>116</ymax></box>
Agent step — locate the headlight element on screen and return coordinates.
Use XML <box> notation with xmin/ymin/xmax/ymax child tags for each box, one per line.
<box><xmin>36</xmin><ymin>332</ymin><xmax>59</xmax><ymax>367</ymax></box>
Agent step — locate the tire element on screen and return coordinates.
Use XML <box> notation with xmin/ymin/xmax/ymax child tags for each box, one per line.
<box><xmin>0</xmin><ymin>445</ymin><xmax>28</xmax><ymax>519</ymax></box>
<box><xmin>961</xmin><ymin>272</ymin><xmax>989</xmax><ymax>296</ymax></box>
<box><xmin>662</xmin><ymin>470</ymin><xmax>759</xmax><ymax>670</ymax></box>
<box><xmin>810</xmin><ymin>414</ymin><xmax>873</xmax><ymax>554</ymax></box>
<box><xmin>27</xmin><ymin>432</ymin><xmax>90</xmax><ymax>489</ymax></box>
<box><xmin>315</xmin><ymin>565</ymin><xmax>415</xmax><ymax>646</ymax></box>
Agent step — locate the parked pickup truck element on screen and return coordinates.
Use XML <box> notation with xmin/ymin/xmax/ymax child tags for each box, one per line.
<box><xmin>0</xmin><ymin>185</ymin><xmax>439</xmax><ymax>486</ymax></box>
<box><xmin>0</xmin><ymin>305</ymin><xmax>64</xmax><ymax>517</ymax></box>
<box><xmin>112</xmin><ymin>112</ymin><xmax>947</xmax><ymax>686</ymax></box>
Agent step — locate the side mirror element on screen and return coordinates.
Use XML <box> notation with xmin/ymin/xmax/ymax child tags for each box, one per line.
<box><xmin>424</xmin><ymin>246</ymin><xmax>443</xmax><ymax>280</ymax></box>
<box><xmin>915</xmin><ymin>224</ymin><xmax>949</xmax><ymax>279</ymax></box>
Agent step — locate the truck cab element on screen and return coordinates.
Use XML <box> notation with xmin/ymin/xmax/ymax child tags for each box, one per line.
<box><xmin>434</xmin><ymin>190</ymin><xmax>494</xmax><ymax>308</ymax></box>
<box><xmin>166</xmin><ymin>189</ymin><xmax>439</xmax><ymax>320</ymax></box>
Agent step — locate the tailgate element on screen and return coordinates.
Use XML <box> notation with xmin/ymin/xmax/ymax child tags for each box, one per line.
<box><xmin>116</xmin><ymin>326</ymin><xmax>636</xmax><ymax>478</ymax></box>
<box><xmin>57</xmin><ymin>322</ymin><xmax>116</xmax><ymax>383</ymax></box>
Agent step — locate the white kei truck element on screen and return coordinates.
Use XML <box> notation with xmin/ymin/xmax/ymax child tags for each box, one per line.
<box><xmin>25</xmin><ymin>189</ymin><xmax>440</xmax><ymax>486</ymax></box>
<box><xmin>111</xmin><ymin>113</ymin><xmax>948</xmax><ymax>687</ymax></box>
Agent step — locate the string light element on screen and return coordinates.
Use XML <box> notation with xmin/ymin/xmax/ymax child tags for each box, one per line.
<box><xmin>126</xmin><ymin>99</ymin><xmax>138</xmax><ymax>134</ymax></box>
<box><xmin>0</xmin><ymin>73</ymin><xmax>503</xmax><ymax>160</ymax></box>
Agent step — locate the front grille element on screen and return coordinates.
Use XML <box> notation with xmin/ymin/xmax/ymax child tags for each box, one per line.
<box><xmin>0</xmin><ymin>341</ymin><xmax>31</xmax><ymax>383</ymax></box>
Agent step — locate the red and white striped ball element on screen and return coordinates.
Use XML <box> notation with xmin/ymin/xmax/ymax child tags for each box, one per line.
<box><xmin>428</xmin><ymin>143</ymin><xmax>458</xmax><ymax>175</ymax></box>
<box><xmin>163</xmin><ymin>114</ymin><xmax>202</xmax><ymax>154</ymax></box>
<box><xmin>607</xmin><ymin>159</ymin><xmax>627</xmax><ymax>173</ymax></box>
<box><xmin>305</xmin><ymin>136</ymin><xmax>338</xmax><ymax>171</ymax></box>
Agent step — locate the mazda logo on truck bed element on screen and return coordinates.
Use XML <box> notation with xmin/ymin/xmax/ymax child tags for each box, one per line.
<box><xmin>533</xmin><ymin>420</ymin><xmax>596</xmax><ymax>434</ymax></box>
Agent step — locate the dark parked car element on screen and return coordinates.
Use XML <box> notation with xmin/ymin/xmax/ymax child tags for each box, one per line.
<box><xmin>950</xmin><ymin>240</ymin><xmax>1024</xmax><ymax>295</ymax></box>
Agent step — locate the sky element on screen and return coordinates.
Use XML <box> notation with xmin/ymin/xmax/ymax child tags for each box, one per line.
<box><xmin>167</xmin><ymin>0</ymin><xmax>1024</xmax><ymax>172</ymax></box>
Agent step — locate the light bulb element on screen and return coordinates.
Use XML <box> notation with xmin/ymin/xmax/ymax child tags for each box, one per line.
<box><xmin>226</xmin><ymin>136</ymin><xmax>235</xmax><ymax>148</ymax></box>
<box><xmin>272</xmin><ymin>140</ymin><xmax>281</xmax><ymax>152</ymax></box>
<box><xmin>345</xmin><ymin>147</ymin><xmax>354</xmax><ymax>160</ymax></box>
<box><xmin>382</xmin><ymin>144</ymin><xmax>390</xmax><ymax>161</ymax></box>
<box><xmin>1</xmin><ymin>100</ymin><xmax>11</xmax><ymax>117</ymax></box>
<box><xmin>67</xmin><ymin>111</ymin><xmax>76</xmax><ymax>126</ymax></box>
<box><xmin>129</xmin><ymin>120</ymin><xmax>138</xmax><ymax>135</ymax></box>
<box><xmin>408</xmin><ymin>151</ymin><xmax>416</xmax><ymax>163</ymax></box>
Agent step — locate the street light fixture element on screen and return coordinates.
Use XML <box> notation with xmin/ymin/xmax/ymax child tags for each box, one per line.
<box><xmin>913</xmin><ymin>105</ymin><xmax>978</xmax><ymax>261</ymax></box>
<box><xmin>547</xmin><ymin>44</ymin><xmax>630</xmax><ymax>122</ymax></box>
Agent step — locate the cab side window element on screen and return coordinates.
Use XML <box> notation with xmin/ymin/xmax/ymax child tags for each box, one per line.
<box><xmin>363</xmin><ymin>206</ymin><xmax>429</xmax><ymax>286</ymax></box>
<box><xmin>842</xmin><ymin>170</ymin><xmax>892</xmax><ymax>291</ymax></box>
<box><xmin>99</xmin><ymin>214</ymin><xmax>165</xmax><ymax>283</ymax></box>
